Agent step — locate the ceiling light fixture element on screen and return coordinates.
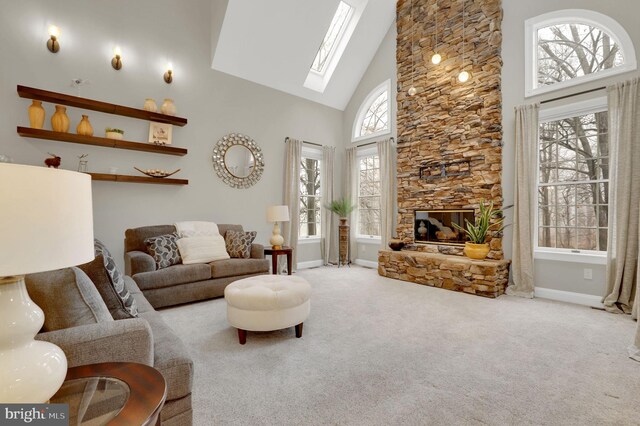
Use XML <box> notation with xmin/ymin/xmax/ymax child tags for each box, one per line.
<box><xmin>164</xmin><ymin>63</ymin><xmax>173</xmax><ymax>84</ymax></box>
<box><xmin>47</xmin><ymin>25</ymin><xmax>60</xmax><ymax>53</ymax></box>
<box><xmin>408</xmin><ymin>0</ymin><xmax>417</xmax><ymax>96</ymax></box>
<box><xmin>431</xmin><ymin>0</ymin><xmax>442</xmax><ymax>65</ymax></box>
<box><xmin>458</xmin><ymin>0</ymin><xmax>471</xmax><ymax>83</ymax></box>
<box><xmin>111</xmin><ymin>46</ymin><xmax>122</xmax><ymax>70</ymax></box>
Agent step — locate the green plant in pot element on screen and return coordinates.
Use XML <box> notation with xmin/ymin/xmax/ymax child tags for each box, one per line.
<box><xmin>452</xmin><ymin>200</ymin><xmax>506</xmax><ymax>260</ymax></box>
<box><xmin>324</xmin><ymin>197</ymin><xmax>356</xmax><ymax>225</ymax></box>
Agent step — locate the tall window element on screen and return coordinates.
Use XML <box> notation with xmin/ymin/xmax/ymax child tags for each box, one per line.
<box><xmin>353</xmin><ymin>80</ymin><xmax>390</xmax><ymax>141</ymax></box>
<box><xmin>525</xmin><ymin>10</ymin><xmax>636</xmax><ymax>96</ymax></box>
<box><xmin>299</xmin><ymin>156</ymin><xmax>321</xmax><ymax>238</ymax></box>
<box><xmin>538</xmin><ymin>100</ymin><xmax>609</xmax><ymax>252</ymax></box>
<box><xmin>311</xmin><ymin>1</ymin><xmax>354</xmax><ymax>74</ymax></box>
<box><xmin>357</xmin><ymin>153</ymin><xmax>381</xmax><ymax>238</ymax></box>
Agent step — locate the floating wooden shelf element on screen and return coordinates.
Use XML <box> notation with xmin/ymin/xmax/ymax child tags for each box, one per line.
<box><xmin>88</xmin><ymin>173</ymin><xmax>188</xmax><ymax>185</ymax></box>
<box><xmin>18</xmin><ymin>127</ymin><xmax>188</xmax><ymax>156</ymax></box>
<box><xmin>17</xmin><ymin>85</ymin><xmax>188</xmax><ymax>127</ymax></box>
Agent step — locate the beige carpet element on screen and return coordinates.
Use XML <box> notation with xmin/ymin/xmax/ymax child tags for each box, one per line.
<box><xmin>160</xmin><ymin>266</ymin><xmax>640</xmax><ymax>425</ymax></box>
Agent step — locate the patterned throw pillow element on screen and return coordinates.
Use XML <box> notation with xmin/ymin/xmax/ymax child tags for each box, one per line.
<box><xmin>145</xmin><ymin>233</ymin><xmax>182</xmax><ymax>269</ymax></box>
<box><xmin>225</xmin><ymin>230</ymin><xmax>257</xmax><ymax>259</ymax></box>
<box><xmin>94</xmin><ymin>239</ymin><xmax>138</xmax><ymax>317</ymax></box>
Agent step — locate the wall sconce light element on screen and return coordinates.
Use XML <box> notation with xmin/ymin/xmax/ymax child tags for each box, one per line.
<box><xmin>47</xmin><ymin>25</ymin><xmax>60</xmax><ymax>53</ymax></box>
<box><xmin>111</xmin><ymin>46</ymin><xmax>122</xmax><ymax>70</ymax></box>
<box><xmin>164</xmin><ymin>63</ymin><xmax>173</xmax><ymax>84</ymax></box>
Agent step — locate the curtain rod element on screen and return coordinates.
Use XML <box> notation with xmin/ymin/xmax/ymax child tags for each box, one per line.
<box><xmin>284</xmin><ymin>137</ymin><xmax>322</xmax><ymax>147</ymax></box>
<box><xmin>540</xmin><ymin>86</ymin><xmax>606</xmax><ymax>105</ymax></box>
<box><xmin>356</xmin><ymin>137</ymin><xmax>395</xmax><ymax>148</ymax></box>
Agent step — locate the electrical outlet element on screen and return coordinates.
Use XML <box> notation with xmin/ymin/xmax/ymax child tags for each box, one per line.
<box><xmin>583</xmin><ymin>268</ymin><xmax>593</xmax><ymax>280</ymax></box>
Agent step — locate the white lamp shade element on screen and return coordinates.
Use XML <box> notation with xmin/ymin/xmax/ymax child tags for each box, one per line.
<box><xmin>0</xmin><ymin>164</ymin><xmax>94</xmax><ymax>276</ymax></box>
<box><xmin>267</xmin><ymin>205</ymin><xmax>290</xmax><ymax>223</ymax></box>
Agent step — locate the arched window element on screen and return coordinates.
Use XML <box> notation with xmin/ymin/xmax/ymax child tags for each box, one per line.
<box><xmin>353</xmin><ymin>80</ymin><xmax>391</xmax><ymax>141</ymax></box>
<box><xmin>525</xmin><ymin>10</ymin><xmax>636</xmax><ymax>97</ymax></box>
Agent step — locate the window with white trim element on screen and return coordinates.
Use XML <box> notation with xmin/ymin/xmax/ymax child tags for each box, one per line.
<box><xmin>357</xmin><ymin>151</ymin><xmax>381</xmax><ymax>238</ymax></box>
<box><xmin>537</xmin><ymin>98</ymin><xmax>608</xmax><ymax>253</ymax></box>
<box><xmin>311</xmin><ymin>1</ymin><xmax>354</xmax><ymax>74</ymax></box>
<box><xmin>299</xmin><ymin>151</ymin><xmax>322</xmax><ymax>239</ymax></box>
<box><xmin>525</xmin><ymin>10</ymin><xmax>636</xmax><ymax>97</ymax></box>
<box><xmin>353</xmin><ymin>80</ymin><xmax>390</xmax><ymax>141</ymax></box>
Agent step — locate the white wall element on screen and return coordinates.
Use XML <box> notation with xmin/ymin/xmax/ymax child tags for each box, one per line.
<box><xmin>0</xmin><ymin>0</ymin><xmax>343</xmax><ymax>270</ymax></box>
<box><xmin>501</xmin><ymin>0</ymin><xmax>640</xmax><ymax>296</ymax></box>
<box><xmin>341</xmin><ymin>24</ymin><xmax>398</xmax><ymax>264</ymax></box>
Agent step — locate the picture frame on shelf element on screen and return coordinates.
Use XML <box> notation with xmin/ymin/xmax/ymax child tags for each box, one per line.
<box><xmin>148</xmin><ymin>122</ymin><xmax>172</xmax><ymax>145</ymax></box>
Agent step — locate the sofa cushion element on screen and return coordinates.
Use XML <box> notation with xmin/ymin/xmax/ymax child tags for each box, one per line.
<box><xmin>139</xmin><ymin>311</ymin><xmax>193</xmax><ymax>401</ymax></box>
<box><xmin>210</xmin><ymin>258</ymin><xmax>270</xmax><ymax>279</ymax></box>
<box><xmin>175</xmin><ymin>221</ymin><xmax>220</xmax><ymax>238</ymax></box>
<box><xmin>218</xmin><ymin>224</ymin><xmax>243</xmax><ymax>237</ymax></box>
<box><xmin>26</xmin><ymin>267</ymin><xmax>113</xmax><ymax>331</ymax></box>
<box><xmin>145</xmin><ymin>233</ymin><xmax>182</xmax><ymax>269</ymax></box>
<box><xmin>78</xmin><ymin>255</ymin><xmax>136</xmax><ymax>320</ymax></box>
<box><xmin>177</xmin><ymin>236</ymin><xmax>230</xmax><ymax>264</ymax></box>
<box><xmin>95</xmin><ymin>240</ymin><xmax>138</xmax><ymax>317</ymax></box>
<box><xmin>225</xmin><ymin>230</ymin><xmax>257</xmax><ymax>259</ymax></box>
<box><xmin>125</xmin><ymin>225</ymin><xmax>177</xmax><ymax>254</ymax></box>
<box><xmin>133</xmin><ymin>264</ymin><xmax>212</xmax><ymax>291</ymax></box>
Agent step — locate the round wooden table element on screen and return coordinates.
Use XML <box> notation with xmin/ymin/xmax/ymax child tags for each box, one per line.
<box><xmin>51</xmin><ymin>362</ymin><xmax>166</xmax><ymax>426</ymax></box>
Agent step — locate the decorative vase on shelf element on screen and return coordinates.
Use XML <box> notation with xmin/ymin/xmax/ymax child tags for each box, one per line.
<box><xmin>28</xmin><ymin>100</ymin><xmax>45</xmax><ymax>129</ymax></box>
<box><xmin>51</xmin><ymin>105</ymin><xmax>70</xmax><ymax>133</ymax></box>
<box><xmin>76</xmin><ymin>115</ymin><xmax>93</xmax><ymax>136</ymax></box>
<box><xmin>161</xmin><ymin>99</ymin><xmax>176</xmax><ymax>116</ymax></box>
<box><xmin>418</xmin><ymin>221</ymin><xmax>428</xmax><ymax>239</ymax></box>
<box><xmin>143</xmin><ymin>98</ymin><xmax>158</xmax><ymax>112</ymax></box>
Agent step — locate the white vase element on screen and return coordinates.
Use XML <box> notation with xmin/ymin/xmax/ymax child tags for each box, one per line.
<box><xmin>161</xmin><ymin>98</ymin><xmax>177</xmax><ymax>116</ymax></box>
<box><xmin>143</xmin><ymin>98</ymin><xmax>157</xmax><ymax>112</ymax></box>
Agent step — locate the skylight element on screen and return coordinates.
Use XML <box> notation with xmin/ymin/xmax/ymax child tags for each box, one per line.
<box><xmin>311</xmin><ymin>2</ymin><xmax>354</xmax><ymax>74</ymax></box>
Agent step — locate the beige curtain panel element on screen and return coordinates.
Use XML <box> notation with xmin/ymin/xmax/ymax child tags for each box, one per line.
<box><xmin>377</xmin><ymin>138</ymin><xmax>396</xmax><ymax>249</ymax></box>
<box><xmin>345</xmin><ymin>147</ymin><xmax>358</xmax><ymax>263</ymax></box>
<box><xmin>506</xmin><ymin>104</ymin><xmax>539</xmax><ymax>299</ymax></box>
<box><xmin>604</xmin><ymin>78</ymin><xmax>640</xmax><ymax>317</ymax></box>
<box><xmin>283</xmin><ymin>138</ymin><xmax>302</xmax><ymax>273</ymax></box>
<box><xmin>321</xmin><ymin>146</ymin><xmax>336</xmax><ymax>265</ymax></box>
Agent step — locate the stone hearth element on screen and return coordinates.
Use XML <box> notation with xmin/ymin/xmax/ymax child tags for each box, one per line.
<box><xmin>378</xmin><ymin>250</ymin><xmax>510</xmax><ymax>298</ymax></box>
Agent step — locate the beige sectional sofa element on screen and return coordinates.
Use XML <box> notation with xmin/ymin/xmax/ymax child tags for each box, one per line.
<box><xmin>124</xmin><ymin>224</ymin><xmax>270</xmax><ymax>308</ymax></box>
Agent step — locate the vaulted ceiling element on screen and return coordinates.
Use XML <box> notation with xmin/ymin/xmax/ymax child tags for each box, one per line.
<box><xmin>210</xmin><ymin>0</ymin><xmax>395</xmax><ymax>110</ymax></box>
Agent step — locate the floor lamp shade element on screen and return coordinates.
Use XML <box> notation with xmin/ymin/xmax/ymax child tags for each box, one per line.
<box><xmin>0</xmin><ymin>164</ymin><xmax>94</xmax><ymax>403</ymax></box>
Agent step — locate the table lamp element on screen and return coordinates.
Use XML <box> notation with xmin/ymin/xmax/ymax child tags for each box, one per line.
<box><xmin>0</xmin><ymin>164</ymin><xmax>94</xmax><ymax>403</ymax></box>
<box><xmin>266</xmin><ymin>205</ymin><xmax>289</xmax><ymax>249</ymax></box>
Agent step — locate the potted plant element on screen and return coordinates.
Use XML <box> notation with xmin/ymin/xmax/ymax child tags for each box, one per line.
<box><xmin>324</xmin><ymin>197</ymin><xmax>356</xmax><ymax>225</ymax></box>
<box><xmin>453</xmin><ymin>200</ymin><xmax>505</xmax><ymax>260</ymax></box>
<box><xmin>105</xmin><ymin>128</ymin><xmax>125</xmax><ymax>140</ymax></box>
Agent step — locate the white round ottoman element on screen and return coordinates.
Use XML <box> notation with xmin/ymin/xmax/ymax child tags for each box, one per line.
<box><xmin>224</xmin><ymin>275</ymin><xmax>311</xmax><ymax>344</ymax></box>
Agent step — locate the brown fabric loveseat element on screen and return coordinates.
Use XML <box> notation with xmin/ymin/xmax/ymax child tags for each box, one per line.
<box><xmin>124</xmin><ymin>224</ymin><xmax>270</xmax><ymax>308</ymax></box>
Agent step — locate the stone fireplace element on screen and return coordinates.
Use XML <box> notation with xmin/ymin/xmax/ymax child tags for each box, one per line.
<box><xmin>414</xmin><ymin>209</ymin><xmax>474</xmax><ymax>246</ymax></box>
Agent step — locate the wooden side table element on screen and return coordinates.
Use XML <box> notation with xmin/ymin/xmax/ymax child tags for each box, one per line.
<box><xmin>264</xmin><ymin>246</ymin><xmax>293</xmax><ymax>275</ymax></box>
<box><xmin>51</xmin><ymin>362</ymin><xmax>167</xmax><ymax>426</ymax></box>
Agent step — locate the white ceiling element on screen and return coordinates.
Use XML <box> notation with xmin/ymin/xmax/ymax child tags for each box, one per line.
<box><xmin>211</xmin><ymin>0</ymin><xmax>395</xmax><ymax>111</ymax></box>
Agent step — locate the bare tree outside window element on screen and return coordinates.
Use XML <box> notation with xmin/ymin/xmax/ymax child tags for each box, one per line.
<box><xmin>359</xmin><ymin>91</ymin><xmax>388</xmax><ymax>137</ymax></box>
<box><xmin>299</xmin><ymin>157</ymin><xmax>321</xmax><ymax>237</ymax></box>
<box><xmin>358</xmin><ymin>155</ymin><xmax>381</xmax><ymax>236</ymax></box>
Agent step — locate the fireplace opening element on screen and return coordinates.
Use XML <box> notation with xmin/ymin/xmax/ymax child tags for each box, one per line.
<box><xmin>414</xmin><ymin>209</ymin><xmax>474</xmax><ymax>246</ymax></box>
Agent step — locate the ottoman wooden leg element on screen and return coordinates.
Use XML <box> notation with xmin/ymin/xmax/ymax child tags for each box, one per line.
<box><xmin>238</xmin><ymin>329</ymin><xmax>247</xmax><ymax>345</ymax></box>
<box><xmin>295</xmin><ymin>323</ymin><xmax>303</xmax><ymax>338</ymax></box>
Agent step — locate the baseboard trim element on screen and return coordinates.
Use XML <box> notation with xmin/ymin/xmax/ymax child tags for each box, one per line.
<box><xmin>354</xmin><ymin>259</ymin><xmax>378</xmax><ymax>269</ymax></box>
<box><xmin>534</xmin><ymin>287</ymin><xmax>604</xmax><ymax>308</ymax></box>
<box><xmin>297</xmin><ymin>260</ymin><xmax>324</xmax><ymax>270</ymax></box>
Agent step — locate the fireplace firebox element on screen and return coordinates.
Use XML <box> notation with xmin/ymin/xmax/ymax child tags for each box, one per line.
<box><xmin>414</xmin><ymin>209</ymin><xmax>474</xmax><ymax>246</ymax></box>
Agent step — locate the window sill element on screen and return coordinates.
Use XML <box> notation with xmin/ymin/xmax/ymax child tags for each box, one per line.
<box><xmin>357</xmin><ymin>237</ymin><xmax>381</xmax><ymax>245</ymax></box>
<box><xmin>534</xmin><ymin>249</ymin><xmax>607</xmax><ymax>265</ymax></box>
<box><xmin>298</xmin><ymin>237</ymin><xmax>321</xmax><ymax>245</ymax></box>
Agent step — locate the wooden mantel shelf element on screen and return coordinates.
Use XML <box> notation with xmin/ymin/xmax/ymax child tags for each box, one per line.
<box><xmin>18</xmin><ymin>85</ymin><xmax>188</xmax><ymax>127</ymax></box>
<box><xmin>88</xmin><ymin>173</ymin><xmax>188</xmax><ymax>185</ymax></box>
<box><xmin>18</xmin><ymin>127</ymin><xmax>187</xmax><ymax>156</ymax></box>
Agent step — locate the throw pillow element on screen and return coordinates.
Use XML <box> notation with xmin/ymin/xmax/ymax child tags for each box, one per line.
<box><xmin>78</xmin><ymin>254</ymin><xmax>136</xmax><ymax>320</ymax></box>
<box><xmin>94</xmin><ymin>239</ymin><xmax>138</xmax><ymax>317</ymax></box>
<box><xmin>26</xmin><ymin>267</ymin><xmax>113</xmax><ymax>332</ymax></box>
<box><xmin>145</xmin><ymin>232</ymin><xmax>182</xmax><ymax>269</ymax></box>
<box><xmin>175</xmin><ymin>221</ymin><xmax>220</xmax><ymax>238</ymax></box>
<box><xmin>225</xmin><ymin>230</ymin><xmax>257</xmax><ymax>259</ymax></box>
<box><xmin>177</xmin><ymin>235</ymin><xmax>230</xmax><ymax>264</ymax></box>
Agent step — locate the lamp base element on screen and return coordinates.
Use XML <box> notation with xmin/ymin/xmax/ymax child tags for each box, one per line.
<box><xmin>270</xmin><ymin>222</ymin><xmax>284</xmax><ymax>248</ymax></box>
<box><xmin>0</xmin><ymin>276</ymin><xmax>67</xmax><ymax>403</ymax></box>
